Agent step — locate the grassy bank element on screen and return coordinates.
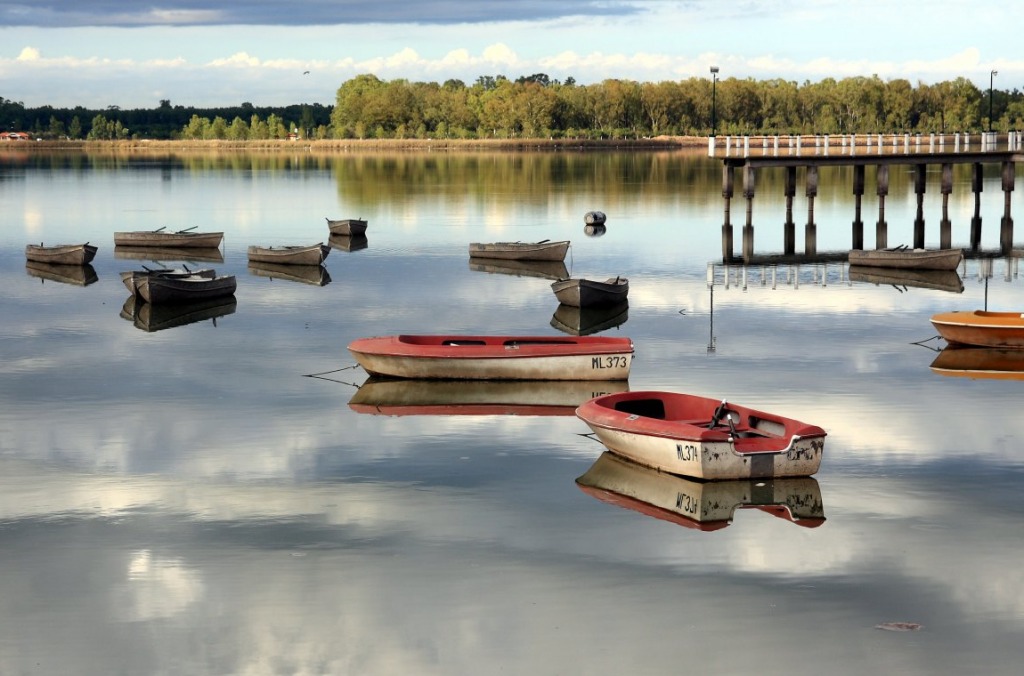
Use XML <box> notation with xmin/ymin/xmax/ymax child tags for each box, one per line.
<box><xmin>4</xmin><ymin>136</ymin><xmax>710</xmax><ymax>153</ymax></box>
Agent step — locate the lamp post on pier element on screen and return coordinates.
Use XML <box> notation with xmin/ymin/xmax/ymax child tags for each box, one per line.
<box><xmin>989</xmin><ymin>69</ymin><xmax>998</xmax><ymax>133</ymax></box>
<box><xmin>710</xmin><ymin>66</ymin><xmax>719</xmax><ymax>136</ymax></box>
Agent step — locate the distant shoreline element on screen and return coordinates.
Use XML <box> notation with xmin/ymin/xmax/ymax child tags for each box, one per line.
<box><xmin>2</xmin><ymin>136</ymin><xmax>710</xmax><ymax>153</ymax></box>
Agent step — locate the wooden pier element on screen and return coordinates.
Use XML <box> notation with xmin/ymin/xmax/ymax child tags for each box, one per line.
<box><xmin>709</xmin><ymin>132</ymin><xmax>1024</xmax><ymax>262</ymax></box>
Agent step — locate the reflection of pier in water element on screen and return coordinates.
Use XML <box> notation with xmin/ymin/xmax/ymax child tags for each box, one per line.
<box><xmin>706</xmin><ymin>256</ymin><xmax>1019</xmax><ymax>292</ymax></box>
<box><xmin>710</xmin><ymin>133</ymin><xmax>1023</xmax><ymax>262</ymax></box>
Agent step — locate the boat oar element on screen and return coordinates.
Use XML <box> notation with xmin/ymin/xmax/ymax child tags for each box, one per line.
<box><xmin>176</xmin><ymin>226</ymin><xmax>198</xmax><ymax>234</ymax></box>
<box><xmin>153</xmin><ymin>226</ymin><xmax>166</xmax><ymax>233</ymax></box>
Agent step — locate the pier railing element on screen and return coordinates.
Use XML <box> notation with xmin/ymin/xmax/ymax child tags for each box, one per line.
<box><xmin>709</xmin><ymin>132</ymin><xmax>1023</xmax><ymax>159</ymax></box>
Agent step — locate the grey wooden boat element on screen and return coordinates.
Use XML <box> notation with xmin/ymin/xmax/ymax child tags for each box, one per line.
<box><xmin>247</xmin><ymin>243</ymin><xmax>330</xmax><ymax>266</ymax></box>
<box><xmin>468</xmin><ymin>239</ymin><xmax>570</xmax><ymax>262</ymax></box>
<box><xmin>121</xmin><ymin>267</ymin><xmax>216</xmax><ymax>294</ymax></box>
<box><xmin>113</xmin><ymin>228</ymin><xmax>224</xmax><ymax>249</ymax></box>
<box><xmin>551</xmin><ymin>276</ymin><xmax>629</xmax><ymax>308</ymax></box>
<box><xmin>136</xmin><ymin>273</ymin><xmax>236</xmax><ymax>304</ymax></box>
<box><xmin>25</xmin><ymin>242</ymin><xmax>97</xmax><ymax>265</ymax></box>
<box><xmin>326</xmin><ymin>217</ymin><xmax>368</xmax><ymax>236</ymax></box>
<box><xmin>847</xmin><ymin>246</ymin><xmax>963</xmax><ymax>271</ymax></box>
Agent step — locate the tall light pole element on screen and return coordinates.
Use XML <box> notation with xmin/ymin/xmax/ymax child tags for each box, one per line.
<box><xmin>989</xmin><ymin>69</ymin><xmax>998</xmax><ymax>133</ymax></box>
<box><xmin>710</xmin><ymin>66</ymin><xmax>719</xmax><ymax>136</ymax></box>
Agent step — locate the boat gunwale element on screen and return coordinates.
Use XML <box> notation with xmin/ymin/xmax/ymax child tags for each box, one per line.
<box><xmin>576</xmin><ymin>390</ymin><xmax>826</xmax><ymax>455</ymax></box>
<box><xmin>349</xmin><ymin>334</ymin><xmax>635</xmax><ymax>360</ymax></box>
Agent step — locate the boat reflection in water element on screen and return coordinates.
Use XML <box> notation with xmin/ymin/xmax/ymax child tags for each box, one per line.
<box><xmin>328</xmin><ymin>234</ymin><xmax>369</xmax><ymax>252</ymax></box>
<box><xmin>848</xmin><ymin>265</ymin><xmax>964</xmax><ymax>294</ymax></box>
<box><xmin>576</xmin><ymin>451</ymin><xmax>825</xmax><ymax>531</ymax></box>
<box><xmin>113</xmin><ymin>245</ymin><xmax>225</xmax><ymax>264</ymax></box>
<box><xmin>25</xmin><ymin>261</ymin><xmax>99</xmax><ymax>286</ymax></box>
<box><xmin>348</xmin><ymin>378</ymin><xmax>629</xmax><ymax>417</ymax></box>
<box><xmin>248</xmin><ymin>262</ymin><xmax>331</xmax><ymax>286</ymax></box>
<box><xmin>929</xmin><ymin>346</ymin><xmax>1024</xmax><ymax>381</ymax></box>
<box><xmin>551</xmin><ymin>301</ymin><xmax>628</xmax><ymax>336</ymax></box>
<box><xmin>469</xmin><ymin>258</ymin><xmax>569</xmax><ymax>281</ymax></box>
<box><xmin>120</xmin><ymin>295</ymin><xmax>237</xmax><ymax>332</ymax></box>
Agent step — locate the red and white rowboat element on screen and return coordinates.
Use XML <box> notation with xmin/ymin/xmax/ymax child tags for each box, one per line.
<box><xmin>347</xmin><ymin>334</ymin><xmax>634</xmax><ymax>380</ymax></box>
<box><xmin>575</xmin><ymin>390</ymin><xmax>826</xmax><ymax>480</ymax></box>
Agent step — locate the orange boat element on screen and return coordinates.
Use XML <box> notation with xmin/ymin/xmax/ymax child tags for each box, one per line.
<box><xmin>576</xmin><ymin>452</ymin><xmax>825</xmax><ymax>531</ymax></box>
<box><xmin>931</xmin><ymin>310</ymin><xmax>1024</xmax><ymax>348</ymax></box>
<box><xmin>575</xmin><ymin>390</ymin><xmax>826</xmax><ymax>480</ymax></box>
<box><xmin>929</xmin><ymin>346</ymin><xmax>1024</xmax><ymax>380</ymax></box>
<box><xmin>348</xmin><ymin>334</ymin><xmax>633</xmax><ymax>380</ymax></box>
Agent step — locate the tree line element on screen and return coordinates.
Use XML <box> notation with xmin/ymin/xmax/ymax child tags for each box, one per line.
<box><xmin>3</xmin><ymin>73</ymin><xmax>1023</xmax><ymax>141</ymax></box>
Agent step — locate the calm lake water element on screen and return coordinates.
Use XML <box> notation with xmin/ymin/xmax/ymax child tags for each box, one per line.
<box><xmin>2</xmin><ymin>149</ymin><xmax>1023</xmax><ymax>675</ymax></box>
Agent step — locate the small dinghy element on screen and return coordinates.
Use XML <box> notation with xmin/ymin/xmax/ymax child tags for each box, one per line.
<box><xmin>576</xmin><ymin>390</ymin><xmax>827</xmax><ymax>480</ymax></box>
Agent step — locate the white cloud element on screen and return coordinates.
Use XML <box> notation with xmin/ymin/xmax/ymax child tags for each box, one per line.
<box><xmin>16</xmin><ymin>46</ymin><xmax>42</xmax><ymax>61</ymax></box>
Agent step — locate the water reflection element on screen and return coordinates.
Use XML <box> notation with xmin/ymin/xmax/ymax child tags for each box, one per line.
<box><xmin>848</xmin><ymin>265</ymin><xmax>965</xmax><ymax>293</ymax></box>
<box><xmin>247</xmin><ymin>262</ymin><xmax>331</xmax><ymax>287</ymax></box>
<box><xmin>930</xmin><ymin>346</ymin><xmax>1024</xmax><ymax>380</ymax></box>
<box><xmin>550</xmin><ymin>301</ymin><xmax>629</xmax><ymax>336</ymax></box>
<box><xmin>576</xmin><ymin>451</ymin><xmax>825</xmax><ymax>531</ymax></box>
<box><xmin>25</xmin><ymin>261</ymin><xmax>99</xmax><ymax>286</ymax></box>
<box><xmin>469</xmin><ymin>258</ymin><xmax>569</xmax><ymax>281</ymax></box>
<box><xmin>327</xmin><ymin>234</ymin><xmax>368</xmax><ymax>252</ymax></box>
<box><xmin>114</xmin><ymin>245</ymin><xmax>225</xmax><ymax>264</ymax></box>
<box><xmin>120</xmin><ymin>295</ymin><xmax>237</xmax><ymax>332</ymax></box>
<box><xmin>348</xmin><ymin>377</ymin><xmax>629</xmax><ymax>416</ymax></box>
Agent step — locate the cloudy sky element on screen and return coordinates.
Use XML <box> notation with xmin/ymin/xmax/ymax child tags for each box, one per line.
<box><xmin>1</xmin><ymin>0</ymin><xmax>1021</xmax><ymax>109</ymax></box>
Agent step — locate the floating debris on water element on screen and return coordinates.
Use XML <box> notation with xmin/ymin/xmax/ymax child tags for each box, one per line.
<box><xmin>875</xmin><ymin>622</ymin><xmax>922</xmax><ymax>632</ymax></box>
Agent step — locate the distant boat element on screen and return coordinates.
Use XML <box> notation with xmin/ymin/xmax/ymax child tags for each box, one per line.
<box><xmin>25</xmin><ymin>261</ymin><xmax>98</xmax><ymax>286</ymax></box>
<box><xmin>326</xmin><ymin>217</ymin><xmax>368</xmax><ymax>237</ymax></box>
<box><xmin>584</xmin><ymin>211</ymin><xmax>607</xmax><ymax>225</ymax></box>
<box><xmin>576</xmin><ymin>452</ymin><xmax>825</xmax><ymax>531</ymax></box>
<box><xmin>847</xmin><ymin>246</ymin><xmax>963</xmax><ymax>271</ymax></box>
<box><xmin>931</xmin><ymin>310</ymin><xmax>1024</xmax><ymax>348</ymax></box>
<box><xmin>113</xmin><ymin>245</ymin><xmax>224</xmax><ymax>263</ymax></box>
<box><xmin>576</xmin><ymin>390</ymin><xmax>827</xmax><ymax>480</ymax></box>
<box><xmin>328</xmin><ymin>233</ymin><xmax>368</xmax><ymax>252</ymax></box>
<box><xmin>25</xmin><ymin>243</ymin><xmax>97</xmax><ymax>266</ymax></box>
<box><xmin>121</xmin><ymin>267</ymin><xmax>216</xmax><ymax>294</ymax></box>
<box><xmin>113</xmin><ymin>228</ymin><xmax>224</xmax><ymax>249</ymax></box>
<box><xmin>929</xmin><ymin>346</ymin><xmax>1024</xmax><ymax>380</ymax></box>
<box><xmin>468</xmin><ymin>240</ymin><xmax>570</xmax><ymax>262</ymax></box>
<box><xmin>551</xmin><ymin>276</ymin><xmax>628</xmax><ymax>308</ymax></box>
<box><xmin>247</xmin><ymin>262</ymin><xmax>331</xmax><ymax>286</ymax></box>
<box><xmin>848</xmin><ymin>265</ymin><xmax>964</xmax><ymax>293</ymax></box>
<box><xmin>550</xmin><ymin>301</ymin><xmax>629</xmax><ymax>336</ymax></box>
<box><xmin>247</xmin><ymin>243</ymin><xmax>330</xmax><ymax>266</ymax></box>
<box><xmin>136</xmin><ymin>273</ymin><xmax>237</xmax><ymax>304</ymax></box>
<box><xmin>121</xmin><ymin>296</ymin><xmax>237</xmax><ymax>332</ymax></box>
<box><xmin>468</xmin><ymin>258</ymin><xmax>569</xmax><ymax>281</ymax></box>
<box><xmin>348</xmin><ymin>334</ymin><xmax>634</xmax><ymax>380</ymax></box>
<box><xmin>348</xmin><ymin>378</ymin><xmax>629</xmax><ymax>417</ymax></box>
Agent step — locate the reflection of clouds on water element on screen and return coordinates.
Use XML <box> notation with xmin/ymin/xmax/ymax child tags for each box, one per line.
<box><xmin>116</xmin><ymin>549</ymin><xmax>204</xmax><ymax>622</ymax></box>
<box><xmin>0</xmin><ymin>457</ymin><xmax>1022</xmax><ymax>674</ymax></box>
